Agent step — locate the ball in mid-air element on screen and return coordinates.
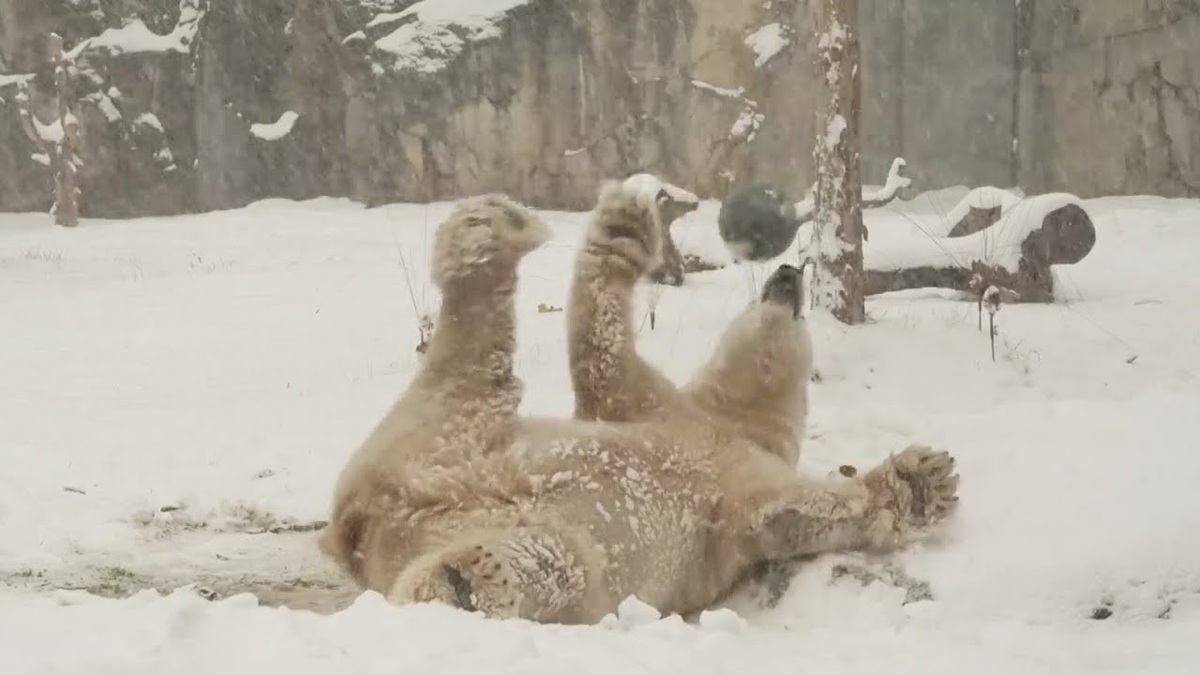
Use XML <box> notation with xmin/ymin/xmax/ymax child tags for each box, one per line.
<box><xmin>718</xmin><ymin>185</ymin><xmax>802</xmax><ymax>262</ymax></box>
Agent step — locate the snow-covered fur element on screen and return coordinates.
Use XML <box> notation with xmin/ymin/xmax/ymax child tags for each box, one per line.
<box><xmin>567</xmin><ymin>176</ymin><xmax>811</xmax><ymax>466</ymax></box>
<box><xmin>568</xmin><ymin>178</ymin><xmax>687</xmax><ymax>423</ymax></box>
<box><xmin>318</xmin><ymin>193</ymin><xmax>551</xmax><ymax>589</ymax></box>
<box><xmin>321</xmin><ymin>189</ymin><xmax>961</xmax><ymax>625</ymax></box>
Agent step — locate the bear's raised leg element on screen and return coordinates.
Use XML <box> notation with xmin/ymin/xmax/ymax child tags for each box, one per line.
<box><xmin>566</xmin><ymin>178</ymin><xmax>814</xmax><ymax>453</ymax></box>
<box><xmin>561</xmin><ymin>178</ymin><xmax>813</xmax><ymax>457</ymax></box>
<box><xmin>387</xmin><ymin>523</ymin><xmax>606</xmax><ymax>624</ymax></box>
<box><xmin>352</xmin><ymin>193</ymin><xmax>551</xmax><ymax>466</ymax></box>
<box><xmin>321</xmin><ymin>195</ymin><xmax>551</xmax><ymax>591</ymax></box>
<box><xmin>739</xmin><ymin>444</ymin><xmax>959</xmax><ymax>561</ymax></box>
<box><xmin>568</xmin><ymin>178</ymin><xmax>684</xmax><ymax>422</ymax></box>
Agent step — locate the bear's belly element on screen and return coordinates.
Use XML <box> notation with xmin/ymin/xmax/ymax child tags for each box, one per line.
<box><xmin>518</xmin><ymin>434</ymin><xmax>720</xmax><ymax>613</ymax></box>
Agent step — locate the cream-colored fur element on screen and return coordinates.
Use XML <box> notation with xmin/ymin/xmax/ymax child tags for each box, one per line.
<box><xmin>567</xmin><ymin>175</ymin><xmax>810</xmax><ymax>466</ymax></box>
<box><xmin>321</xmin><ymin>187</ymin><xmax>960</xmax><ymax>625</ymax></box>
<box><xmin>319</xmin><ymin>193</ymin><xmax>550</xmax><ymax>589</ymax></box>
<box><xmin>568</xmin><ymin>179</ymin><xmax>687</xmax><ymax>423</ymax></box>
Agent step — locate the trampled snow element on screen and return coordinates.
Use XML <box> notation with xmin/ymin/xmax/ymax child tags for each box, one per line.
<box><xmin>1</xmin><ymin>193</ymin><xmax>1198</xmax><ymax>673</ymax></box>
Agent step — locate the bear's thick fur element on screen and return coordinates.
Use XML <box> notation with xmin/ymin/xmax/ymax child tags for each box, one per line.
<box><xmin>568</xmin><ymin>178</ymin><xmax>688</xmax><ymax>423</ymax></box>
<box><xmin>321</xmin><ymin>185</ymin><xmax>960</xmax><ymax>625</ymax></box>
<box><xmin>319</xmin><ymin>193</ymin><xmax>551</xmax><ymax>589</ymax></box>
<box><xmin>567</xmin><ymin>174</ymin><xmax>810</xmax><ymax>467</ymax></box>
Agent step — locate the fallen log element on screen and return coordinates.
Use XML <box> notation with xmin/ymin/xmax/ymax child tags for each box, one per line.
<box><xmin>863</xmin><ymin>189</ymin><xmax>1097</xmax><ymax>303</ymax></box>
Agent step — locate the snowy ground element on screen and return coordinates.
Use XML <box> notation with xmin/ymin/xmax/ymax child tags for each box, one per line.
<box><xmin>1</xmin><ymin>192</ymin><xmax>1198</xmax><ymax>673</ymax></box>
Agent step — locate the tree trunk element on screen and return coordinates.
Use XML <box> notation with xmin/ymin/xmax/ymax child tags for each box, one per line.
<box><xmin>811</xmin><ymin>0</ymin><xmax>864</xmax><ymax>324</ymax></box>
<box><xmin>52</xmin><ymin>35</ymin><xmax>79</xmax><ymax>227</ymax></box>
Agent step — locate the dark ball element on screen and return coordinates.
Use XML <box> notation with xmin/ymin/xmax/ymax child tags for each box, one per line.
<box><xmin>718</xmin><ymin>185</ymin><xmax>802</xmax><ymax>262</ymax></box>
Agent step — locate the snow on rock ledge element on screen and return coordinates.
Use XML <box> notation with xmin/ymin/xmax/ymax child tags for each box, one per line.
<box><xmin>745</xmin><ymin>23</ymin><xmax>791</xmax><ymax>68</ymax></box>
<box><xmin>87</xmin><ymin>20</ymin><xmax>191</xmax><ymax>54</ymax></box>
<box><xmin>251</xmin><ymin>111</ymin><xmax>300</xmax><ymax>142</ymax></box>
<box><xmin>371</xmin><ymin>0</ymin><xmax>531</xmax><ymax>74</ymax></box>
<box><xmin>79</xmin><ymin>3</ymin><xmax>206</xmax><ymax>56</ymax></box>
<box><xmin>0</xmin><ymin>73</ymin><xmax>34</xmax><ymax>89</ymax></box>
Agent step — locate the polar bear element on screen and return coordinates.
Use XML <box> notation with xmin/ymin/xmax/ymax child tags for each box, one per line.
<box><xmin>321</xmin><ymin>186</ymin><xmax>960</xmax><ymax>625</ymax></box>
<box><xmin>568</xmin><ymin>174</ymin><xmax>809</xmax><ymax>466</ymax></box>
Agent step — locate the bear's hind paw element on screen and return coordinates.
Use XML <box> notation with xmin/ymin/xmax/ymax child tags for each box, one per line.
<box><xmin>891</xmin><ymin>444</ymin><xmax>960</xmax><ymax>527</ymax></box>
<box><xmin>390</xmin><ymin>531</ymin><xmax>591</xmax><ymax>622</ymax></box>
<box><xmin>865</xmin><ymin>444</ymin><xmax>960</xmax><ymax>547</ymax></box>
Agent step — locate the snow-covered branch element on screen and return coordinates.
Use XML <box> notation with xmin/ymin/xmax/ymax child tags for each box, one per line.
<box><xmin>794</xmin><ymin>155</ymin><xmax>910</xmax><ymax>228</ymax></box>
<box><xmin>862</xmin><ymin>157</ymin><xmax>912</xmax><ymax>209</ymax></box>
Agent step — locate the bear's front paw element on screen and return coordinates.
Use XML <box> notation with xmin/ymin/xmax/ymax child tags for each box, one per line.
<box><xmin>863</xmin><ymin>444</ymin><xmax>959</xmax><ymax>548</ymax></box>
<box><xmin>587</xmin><ymin>202</ymin><xmax>663</xmax><ymax>276</ymax></box>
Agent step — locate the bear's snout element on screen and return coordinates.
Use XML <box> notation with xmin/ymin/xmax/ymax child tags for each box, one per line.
<box><xmin>761</xmin><ymin>264</ymin><xmax>804</xmax><ymax>319</ymax></box>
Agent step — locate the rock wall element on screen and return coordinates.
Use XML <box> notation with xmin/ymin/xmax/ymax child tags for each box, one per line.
<box><xmin>0</xmin><ymin>0</ymin><xmax>1197</xmax><ymax>218</ymax></box>
<box><xmin>1018</xmin><ymin>0</ymin><xmax>1200</xmax><ymax>197</ymax></box>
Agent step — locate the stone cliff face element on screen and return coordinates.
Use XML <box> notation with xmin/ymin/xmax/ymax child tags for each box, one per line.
<box><xmin>0</xmin><ymin>0</ymin><xmax>352</xmax><ymax>216</ymax></box>
<box><xmin>0</xmin><ymin>0</ymin><xmax>1197</xmax><ymax>218</ymax></box>
<box><xmin>343</xmin><ymin>0</ymin><xmax>822</xmax><ymax>209</ymax></box>
<box><xmin>1018</xmin><ymin>0</ymin><xmax>1200</xmax><ymax>198</ymax></box>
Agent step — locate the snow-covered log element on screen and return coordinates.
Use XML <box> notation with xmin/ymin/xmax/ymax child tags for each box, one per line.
<box><xmin>863</xmin><ymin>189</ymin><xmax>1097</xmax><ymax>302</ymax></box>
